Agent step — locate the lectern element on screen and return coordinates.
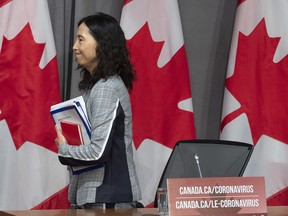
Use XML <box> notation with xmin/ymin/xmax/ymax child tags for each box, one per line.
<box><xmin>158</xmin><ymin>139</ymin><xmax>254</xmax><ymax>189</ymax></box>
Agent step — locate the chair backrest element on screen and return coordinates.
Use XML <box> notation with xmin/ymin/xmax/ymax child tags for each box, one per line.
<box><xmin>158</xmin><ymin>139</ymin><xmax>254</xmax><ymax>189</ymax></box>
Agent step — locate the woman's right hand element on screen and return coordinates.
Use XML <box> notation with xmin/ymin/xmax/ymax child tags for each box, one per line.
<box><xmin>55</xmin><ymin>125</ymin><xmax>67</xmax><ymax>149</ymax></box>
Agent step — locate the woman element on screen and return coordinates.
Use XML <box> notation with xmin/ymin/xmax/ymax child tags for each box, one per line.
<box><xmin>55</xmin><ymin>12</ymin><xmax>142</xmax><ymax>209</ymax></box>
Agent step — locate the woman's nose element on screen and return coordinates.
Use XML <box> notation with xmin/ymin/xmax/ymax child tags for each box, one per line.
<box><xmin>72</xmin><ymin>42</ymin><xmax>77</xmax><ymax>51</ymax></box>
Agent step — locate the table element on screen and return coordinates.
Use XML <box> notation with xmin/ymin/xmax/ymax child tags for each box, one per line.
<box><xmin>2</xmin><ymin>206</ymin><xmax>288</xmax><ymax>216</ymax></box>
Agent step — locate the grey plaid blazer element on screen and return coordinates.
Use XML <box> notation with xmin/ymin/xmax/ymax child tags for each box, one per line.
<box><xmin>58</xmin><ymin>75</ymin><xmax>142</xmax><ymax>206</ymax></box>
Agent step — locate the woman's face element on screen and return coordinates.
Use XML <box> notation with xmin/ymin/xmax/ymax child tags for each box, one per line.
<box><xmin>73</xmin><ymin>23</ymin><xmax>97</xmax><ymax>73</ymax></box>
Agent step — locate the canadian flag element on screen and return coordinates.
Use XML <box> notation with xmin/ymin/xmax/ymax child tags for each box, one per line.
<box><xmin>0</xmin><ymin>0</ymin><xmax>69</xmax><ymax>210</ymax></box>
<box><xmin>220</xmin><ymin>0</ymin><xmax>288</xmax><ymax>205</ymax></box>
<box><xmin>120</xmin><ymin>0</ymin><xmax>196</xmax><ymax>206</ymax></box>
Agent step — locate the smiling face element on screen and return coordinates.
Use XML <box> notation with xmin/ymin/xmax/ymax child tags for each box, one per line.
<box><xmin>73</xmin><ymin>23</ymin><xmax>98</xmax><ymax>74</ymax></box>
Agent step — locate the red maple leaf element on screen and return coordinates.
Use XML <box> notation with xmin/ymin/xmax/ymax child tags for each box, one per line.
<box><xmin>0</xmin><ymin>23</ymin><xmax>61</xmax><ymax>152</ymax></box>
<box><xmin>123</xmin><ymin>0</ymin><xmax>133</xmax><ymax>5</ymax></box>
<box><xmin>237</xmin><ymin>0</ymin><xmax>246</xmax><ymax>6</ymax></box>
<box><xmin>221</xmin><ymin>19</ymin><xmax>288</xmax><ymax>145</ymax></box>
<box><xmin>127</xmin><ymin>23</ymin><xmax>196</xmax><ymax>149</ymax></box>
<box><xmin>0</xmin><ymin>0</ymin><xmax>12</xmax><ymax>8</ymax></box>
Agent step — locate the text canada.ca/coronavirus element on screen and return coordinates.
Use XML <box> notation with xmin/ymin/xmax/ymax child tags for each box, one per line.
<box><xmin>179</xmin><ymin>185</ymin><xmax>254</xmax><ymax>195</ymax></box>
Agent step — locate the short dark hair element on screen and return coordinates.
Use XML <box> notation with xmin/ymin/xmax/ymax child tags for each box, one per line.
<box><xmin>77</xmin><ymin>12</ymin><xmax>136</xmax><ymax>92</ymax></box>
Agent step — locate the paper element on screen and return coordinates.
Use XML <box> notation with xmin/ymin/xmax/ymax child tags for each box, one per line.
<box><xmin>50</xmin><ymin>96</ymin><xmax>91</xmax><ymax>145</ymax></box>
<box><xmin>51</xmin><ymin>96</ymin><xmax>104</xmax><ymax>175</ymax></box>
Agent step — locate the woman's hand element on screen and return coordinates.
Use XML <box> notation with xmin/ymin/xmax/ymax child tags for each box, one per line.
<box><xmin>55</xmin><ymin>125</ymin><xmax>67</xmax><ymax>148</ymax></box>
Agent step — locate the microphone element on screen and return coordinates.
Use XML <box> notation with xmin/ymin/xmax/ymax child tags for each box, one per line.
<box><xmin>194</xmin><ymin>153</ymin><xmax>203</xmax><ymax>178</ymax></box>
